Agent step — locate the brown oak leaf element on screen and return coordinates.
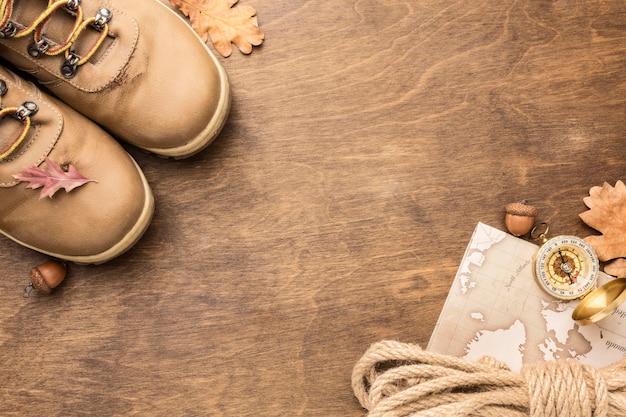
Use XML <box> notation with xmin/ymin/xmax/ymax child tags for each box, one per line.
<box><xmin>13</xmin><ymin>157</ymin><xmax>96</xmax><ymax>199</ymax></box>
<box><xmin>604</xmin><ymin>258</ymin><xmax>626</xmax><ymax>278</ymax></box>
<box><xmin>579</xmin><ymin>180</ymin><xmax>626</xmax><ymax>262</ymax></box>
<box><xmin>169</xmin><ymin>0</ymin><xmax>264</xmax><ymax>57</ymax></box>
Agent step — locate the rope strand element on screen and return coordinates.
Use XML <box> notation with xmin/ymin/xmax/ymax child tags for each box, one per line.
<box><xmin>352</xmin><ymin>340</ymin><xmax>626</xmax><ymax>417</ymax></box>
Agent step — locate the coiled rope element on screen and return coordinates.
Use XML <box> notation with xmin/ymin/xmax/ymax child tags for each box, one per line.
<box><xmin>352</xmin><ymin>340</ymin><xmax>626</xmax><ymax>417</ymax></box>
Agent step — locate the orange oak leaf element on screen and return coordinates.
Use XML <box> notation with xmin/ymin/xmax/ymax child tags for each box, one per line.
<box><xmin>13</xmin><ymin>157</ymin><xmax>96</xmax><ymax>199</ymax></box>
<box><xmin>579</xmin><ymin>180</ymin><xmax>626</xmax><ymax>262</ymax></box>
<box><xmin>169</xmin><ymin>0</ymin><xmax>264</xmax><ymax>57</ymax></box>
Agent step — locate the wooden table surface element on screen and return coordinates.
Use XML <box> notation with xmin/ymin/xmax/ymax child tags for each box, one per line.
<box><xmin>2</xmin><ymin>1</ymin><xmax>626</xmax><ymax>415</ymax></box>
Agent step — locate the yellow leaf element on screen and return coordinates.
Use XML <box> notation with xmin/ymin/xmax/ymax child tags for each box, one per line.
<box><xmin>170</xmin><ymin>0</ymin><xmax>264</xmax><ymax>57</ymax></box>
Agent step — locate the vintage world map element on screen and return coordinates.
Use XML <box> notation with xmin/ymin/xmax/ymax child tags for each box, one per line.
<box><xmin>428</xmin><ymin>223</ymin><xmax>626</xmax><ymax>372</ymax></box>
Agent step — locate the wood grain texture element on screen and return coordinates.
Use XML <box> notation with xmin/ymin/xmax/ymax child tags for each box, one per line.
<box><xmin>2</xmin><ymin>0</ymin><xmax>626</xmax><ymax>415</ymax></box>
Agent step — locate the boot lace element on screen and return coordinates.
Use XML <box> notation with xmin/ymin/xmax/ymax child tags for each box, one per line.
<box><xmin>0</xmin><ymin>79</ymin><xmax>39</xmax><ymax>161</ymax></box>
<box><xmin>0</xmin><ymin>0</ymin><xmax>112</xmax><ymax>79</ymax></box>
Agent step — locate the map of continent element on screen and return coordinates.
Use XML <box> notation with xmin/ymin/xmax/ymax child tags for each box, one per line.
<box><xmin>427</xmin><ymin>222</ymin><xmax>626</xmax><ymax>372</ymax></box>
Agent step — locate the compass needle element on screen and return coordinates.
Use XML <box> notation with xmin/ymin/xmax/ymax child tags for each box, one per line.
<box><xmin>557</xmin><ymin>249</ymin><xmax>574</xmax><ymax>284</ymax></box>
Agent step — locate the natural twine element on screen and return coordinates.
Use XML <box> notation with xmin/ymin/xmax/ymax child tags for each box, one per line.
<box><xmin>352</xmin><ymin>340</ymin><xmax>626</xmax><ymax>417</ymax></box>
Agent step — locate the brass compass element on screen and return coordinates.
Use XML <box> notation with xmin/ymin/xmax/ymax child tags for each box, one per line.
<box><xmin>532</xmin><ymin>225</ymin><xmax>598</xmax><ymax>300</ymax></box>
<box><xmin>531</xmin><ymin>223</ymin><xmax>626</xmax><ymax>325</ymax></box>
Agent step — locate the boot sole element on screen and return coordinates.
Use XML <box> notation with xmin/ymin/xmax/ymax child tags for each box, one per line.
<box><xmin>140</xmin><ymin>1</ymin><xmax>232</xmax><ymax>159</ymax></box>
<box><xmin>0</xmin><ymin>156</ymin><xmax>155</xmax><ymax>265</ymax></box>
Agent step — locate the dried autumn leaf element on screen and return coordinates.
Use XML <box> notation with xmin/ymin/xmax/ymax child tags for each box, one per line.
<box><xmin>13</xmin><ymin>157</ymin><xmax>96</xmax><ymax>199</ymax></box>
<box><xmin>604</xmin><ymin>258</ymin><xmax>626</xmax><ymax>278</ymax></box>
<box><xmin>579</xmin><ymin>180</ymin><xmax>626</xmax><ymax>262</ymax></box>
<box><xmin>170</xmin><ymin>0</ymin><xmax>264</xmax><ymax>57</ymax></box>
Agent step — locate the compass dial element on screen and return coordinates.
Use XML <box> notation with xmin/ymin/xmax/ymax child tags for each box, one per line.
<box><xmin>533</xmin><ymin>235</ymin><xmax>599</xmax><ymax>300</ymax></box>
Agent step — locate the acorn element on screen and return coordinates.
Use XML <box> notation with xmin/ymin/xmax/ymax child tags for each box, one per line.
<box><xmin>26</xmin><ymin>260</ymin><xmax>67</xmax><ymax>296</ymax></box>
<box><xmin>504</xmin><ymin>201</ymin><xmax>538</xmax><ymax>236</ymax></box>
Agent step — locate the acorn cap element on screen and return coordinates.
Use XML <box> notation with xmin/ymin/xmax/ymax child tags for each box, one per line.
<box><xmin>30</xmin><ymin>266</ymin><xmax>52</xmax><ymax>294</ymax></box>
<box><xmin>505</xmin><ymin>202</ymin><xmax>538</xmax><ymax>217</ymax></box>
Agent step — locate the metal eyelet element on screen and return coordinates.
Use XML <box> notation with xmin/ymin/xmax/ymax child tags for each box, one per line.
<box><xmin>27</xmin><ymin>39</ymin><xmax>50</xmax><ymax>58</ymax></box>
<box><xmin>0</xmin><ymin>21</ymin><xmax>17</xmax><ymax>39</ymax></box>
<box><xmin>61</xmin><ymin>52</ymin><xmax>80</xmax><ymax>79</ymax></box>
<box><xmin>93</xmin><ymin>8</ymin><xmax>112</xmax><ymax>31</ymax></box>
<box><xmin>0</xmin><ymin>80</ymin><xmax>8</xmax><ymax>96</ymax></box>
<box><xmin>15</xmin><ymin>101</ymin><xmax>38</xmax><ymax>121</ymax></box>
<box><xmin>66</xmin><ymin>0</ymin><xmax>80</xmax><ymax>12</ymax></box>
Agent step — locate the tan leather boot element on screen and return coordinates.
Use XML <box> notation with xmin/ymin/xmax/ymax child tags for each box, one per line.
<box><xmin>0</xmin><ymin>64</ymin><xmax>154</xmax><ymax>264</ymax></box>
<box><xmin>0</xmin><ymin>0</ymin><xmax>230</xmax><ymax>158</ymax></box>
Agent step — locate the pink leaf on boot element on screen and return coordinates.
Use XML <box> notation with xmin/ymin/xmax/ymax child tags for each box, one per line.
<box><xmin>13</xmin><ymin>157</ymin><xmax>96</xmax><ymax>199</ymax></box>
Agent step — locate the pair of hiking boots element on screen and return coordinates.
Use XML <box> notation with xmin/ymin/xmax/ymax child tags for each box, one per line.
<box><xmin>0</xmin><ymin>0</ymin><xmax>231</xmax><ymax>264</ymax></box>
